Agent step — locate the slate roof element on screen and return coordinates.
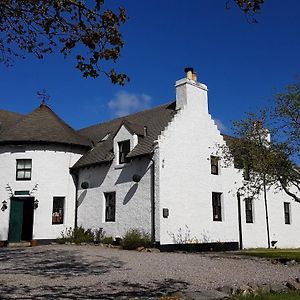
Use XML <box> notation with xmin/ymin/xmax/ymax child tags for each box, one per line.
<box><xmin>0</xmin><ymin>109</ymin><xmax>23</xmax><ymax>134</ymax></box>
<box><xmin>73</xmin><ymin>101</ymin><xmax>177</xmax><ymax>169</ymax></box>
<box><xmin>0</xmin><ymin>104</ymin><xmax>91</xmax><ymax>148</ymax></box>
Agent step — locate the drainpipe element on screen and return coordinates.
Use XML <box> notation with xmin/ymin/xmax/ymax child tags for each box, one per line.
<box><xmin>263</xmin><ymin>175</ymin><xmax>271</xmax><ymax>248</ymax></box>
<box><xmin>237</xmin><ymin>192</ymin><xmax>243</xmax><ymax>250</ymax></box>
<box><xmin>70</xmin><ymin>168</ymin><xmax>79</xmax><ymax>229</ymax></box>
<box><xmin>146</xmin><ymin>155</ymin><xmax>156</xmax><ymax>244</ymax></box>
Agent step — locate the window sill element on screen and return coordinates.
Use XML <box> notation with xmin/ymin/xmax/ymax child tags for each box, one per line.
<box><xmin>114</xmin><ymin>162</ymin><xmax>131</xmax><ymax>169</ymax></box>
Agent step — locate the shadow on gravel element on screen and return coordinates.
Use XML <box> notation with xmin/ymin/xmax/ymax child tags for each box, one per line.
<box><xmin>0</xmin><ymin>278</ymin><xmax>189</xmax><ymax>299</ymax></box>
<box><xmin>0</xmin><ymin>247</ymin><xmax>125</xmax><ymax>278</ymax></box>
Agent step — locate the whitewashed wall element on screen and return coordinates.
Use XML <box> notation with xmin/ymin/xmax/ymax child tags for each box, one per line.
<box><xmin>77</xmin><ymin>126</ymin><xmax>153</xmax><ymax>238</ymax></box>
<box><xmin>240</xmin><ymin>183</ymin><xmax>300</xmax><ymax>249</ymax></box>
<box><xmin>157</xmin><ymin>78</ymin><xmax>239</xmax><ymax>245</ymax></box>
<box><xmin>0</xmin><ymin>144</ymin><xmax>83</xmax><ymax>241</ymax></box>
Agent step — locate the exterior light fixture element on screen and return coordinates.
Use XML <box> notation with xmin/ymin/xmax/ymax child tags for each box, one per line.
<box><xmin>34</xmin><ymin>199</ymin><xmax>39</xmax><ymax>209</ymax></box>
<box><xmin>132</xmin><ymin>174</ymin><xmax>141</xmax><ymax>183</ymax></box>
<box><xmin>81</xmin><ymin>181</ymin><xmax>89</xmax><ymax>189</ymax></box>
<box><xmin>1</xmin><ymin>200</ymin><xmax>7</xmax><ymax>211</ymax></box>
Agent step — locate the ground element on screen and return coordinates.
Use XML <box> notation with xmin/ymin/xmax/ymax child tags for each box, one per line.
<box><xmin>0</xmin><ymin>245</ymin><xmax>300</xmax><ymax>299</ymax></box>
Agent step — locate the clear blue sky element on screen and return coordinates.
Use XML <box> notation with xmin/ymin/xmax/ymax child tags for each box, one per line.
<box><xmin>0</xmin><ymin>0</ymin><xmax>299</xmax><ymax>133</ymax></box>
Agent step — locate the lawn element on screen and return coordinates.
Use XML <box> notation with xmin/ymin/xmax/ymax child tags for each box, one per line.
<box><xmin>238</xmin><ymin>249</ymin><xmax>300</xmax><ymax>262</ymax></box>
<box><xmin>233</xmin><ymin>291</ymin><xmax>300</xmax><ymax>299</ymax></box>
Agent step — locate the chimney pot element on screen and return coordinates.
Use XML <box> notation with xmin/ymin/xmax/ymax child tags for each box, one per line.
<box><xmin>184</xmin><ymin>67</ymin><xmax>194</xmax><ymax>80</ymax></box>
<box><xmin>192</xmin><ymin>71</ymin><xmax>197</xmax><ymax>82</ymax></box>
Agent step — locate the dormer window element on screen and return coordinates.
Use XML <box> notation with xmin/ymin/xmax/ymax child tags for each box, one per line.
<box><xmin>118</xmin><ymin>140</ymin><xmax>130</xmax><ymax>164</ymax></box>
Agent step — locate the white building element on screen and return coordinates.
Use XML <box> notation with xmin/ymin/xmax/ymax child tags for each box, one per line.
<box><xmin>1</xmin><ymin>69</ymin><xmax>299</xmax><ymax>249</ymax></box>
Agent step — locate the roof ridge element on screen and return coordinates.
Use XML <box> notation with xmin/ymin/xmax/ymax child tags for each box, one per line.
<box><xmin>79</xmin><ymin>101</ymin><xmax>175</xmax><ymax>132</ymax></box>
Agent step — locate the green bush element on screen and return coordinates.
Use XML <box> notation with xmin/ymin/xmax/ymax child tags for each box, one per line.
<box><xmin>94</xmin><ymin>228</ymin><xmax>105</xmax><ymax>243</ymax></box>
<box><xmin>57</xmin><ymin>226</ymin><xmax>94</xmax><ymax>244</ymax></box>
<box><xmin>101</xmin><ymin>236</ymin><xmax>114</xmax><ymax>244</ymax></box>
<box><xmin>121</xmin><ymin>229</ymin><xmax>152</xmax><ymax>250</ymax></box>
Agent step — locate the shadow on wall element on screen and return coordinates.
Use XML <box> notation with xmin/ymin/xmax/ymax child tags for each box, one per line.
<box><xmin>78</xmin><ymin>163</ymin><xmax>111</xmax><ymax>190</ymax></box>
<box><xmin>77</xmin><ymin>190</ymin><xmax>87</xmax><ymax>207</ymax></box>
<box><xmin>116</xmin><ymin>159</ymin><xmax>150</xmax><ymax>185</ymax></box>
<box><xmin>123</xmin><ymin>184</ymin><xmax>138</xmax><ymax>205</ymax></box>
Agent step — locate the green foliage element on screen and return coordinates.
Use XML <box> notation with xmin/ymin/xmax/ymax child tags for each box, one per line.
<box><xmin>58</xmin><ymin>226</ymin><xmax>94</xmax><ymax>244</ymax></box>
<box><xmin>121</xmin><ymin>229</ymin><xmax>152</xmax><ymax>250</ymax></box>
<box><xmin>94</xmin><ymin>227</ymin><xmax>105</xmax><ymax>243</ymax></box>
<box><xmin>0</xmin><ymin>0</ymin><xmax>129</xmax><ymax>84</ymax></box>
<box><xmin>220</xmin><ymin>81</ymin><xmax>300</xmax><ymax>203</ymax></box>
<box><xmin>101</xmin><ymin>236</ymin><xmax>114</xmax><ymax>245</ymax></box>
<box><xmin>233</xmin><ymin>290</ymin><xmax>300</xmax><ymax>300</ymax></box>
<box><xmin>239</xmin><ymin>249</ymin><xmax>300</xmax><ymax>262</ymax></box>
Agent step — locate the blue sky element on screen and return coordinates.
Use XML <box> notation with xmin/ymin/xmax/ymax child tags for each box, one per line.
<box><xmin>0</xmin><ymin>0</ymin><xmax>299</xmax><ymax>132</ymax></box>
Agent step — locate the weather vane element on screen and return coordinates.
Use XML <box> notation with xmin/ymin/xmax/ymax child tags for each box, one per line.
<box><xmin>37</xmin><ymin>89</ymin><xmax>50</xmax><ymax>105</ymax></box>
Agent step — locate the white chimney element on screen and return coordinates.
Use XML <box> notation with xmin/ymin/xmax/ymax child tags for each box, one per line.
<box><xmin>175</xmin><ymin>67</ymin><xmax>208</xmax><ymax>115</ymax></box>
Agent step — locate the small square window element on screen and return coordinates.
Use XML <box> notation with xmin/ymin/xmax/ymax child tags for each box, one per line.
<box><xmin>284</xmin><ymin>202</ymin><xmax>291</xmax><ymax>224</ymax></box>
<box><xmin>212</xmin><ymin>192</ymin><xmax>222</xmax><ymax>221</ymax></box>
<box><xmin>16</xmin><ymin>159</ymin><xmax>32</xmax><ymax>181</ymax></box>
<box><xmin>118</xmin><ymin>140</ymin><xmax>130</xmax><ymax>164</ymax></box>
<box><xmin>210</xmin><ymin>156</ymin><xmax>219</xmax><ymax>175</ymax></box>
<box><xmin>52</xmin><ymin>197</ymin><xmax>65</xmax><ymax>225</ymax></box>
<box><xmin>245</xmin><ymin>198</ymin><xmax>253</xmax><ymax>223</ymax></box>
<box><xmin>105</xmin><ymin>192</ymin><xmax>116</xmax><ymax>222</ymax></box>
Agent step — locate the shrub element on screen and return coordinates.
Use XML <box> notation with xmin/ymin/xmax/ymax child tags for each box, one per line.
<box><xmin>94</xmin><ymin>228</ymin><xmax>105</xmax><ymax>243</ymax></box>
<box><xmin>121</xmin><ymin>229</ymin><xmax>152</xmax><ymax>250</ymax></box>
<box><xmin>57</xmin><ymin>226</ymin><xmax>94</xmax><ymax>244</ymax></box>
<box><xmin>101</xmin><ymin>236</ymin><xmax>114</xmax><ymax>244</ymax></box>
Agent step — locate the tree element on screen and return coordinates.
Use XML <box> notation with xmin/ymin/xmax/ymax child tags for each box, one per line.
<box><xmin>226</xmin><ymin>0</ymin><xmax>265</xmax><ymax>22</ymax></box>
<box><xmin>0</xmin><ymin>0</ymin><xmax>128</xmax><ymax>85</ymax></box>
<box><xmin>221</xmin><ymin>82</ymin><xmax>300</xmax><ymax>205</ymax></box>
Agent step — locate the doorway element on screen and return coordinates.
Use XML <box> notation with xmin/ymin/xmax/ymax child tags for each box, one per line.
<box><xmin>8</xmin><ymin>197</ymin><xmax>34</xmax><ymax>242</ymax></box>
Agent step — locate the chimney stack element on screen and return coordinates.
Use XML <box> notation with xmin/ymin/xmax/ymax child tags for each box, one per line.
<box><xmin>175</xmin><ymin>67</ymin><xmax>208</xmax><ymax>113</ymax></box>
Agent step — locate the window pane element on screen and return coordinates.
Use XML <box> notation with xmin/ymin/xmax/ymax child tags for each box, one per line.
<box><xmin>16</xmin><ymin>159</ymin><xmax>32</xmax><ymax>181</ymax></box>
<box><xmin>52</xmin><ymin>197</ymin><xmax>65</xmax><ymax>224</ymax></box>
<box><xmin>284</xmin><ymin>202</ymin><xmax>291</xmax><ymax>224</ymax></box>
<box><xmin>212</xmin><ymin>192</ymin><xmax>222</xmax><ymax>221</ymax></box>
<box><xmin>17</xmin><ymin>160</ymin><xmax>25</xmax><ymax>169</ymax></box>
<box><xmin>105</xmin><ymin>192</ymin><xmax>116</xmax><ymax>222</ymax></box>
<box><xmin>245</xmin><ymin>198</ymin><xmax>253</xmax><ymax>223</ymax></box>
<box><xmin>211</xmin><ymin>156</ymin><xmax>219</xmax><ymax>175</ymax></box>
<box><xmin>24</xmin><ymin>171</ymin><xmax>31</xmax><ymax>179</ymax></box>
<box><xmin>17</xmin><ymin>170</ymin><xmax>25</xmax><ymax>179</ymax></box>
<box><xmin>118</xmin><ymin>140</ymin><xmax>130</xmax><ymax>164</ymax></box>
<box><xmin>24</xmin><ymin>160</ymin><xmax>32</xmax><ymax>168</ymax></box>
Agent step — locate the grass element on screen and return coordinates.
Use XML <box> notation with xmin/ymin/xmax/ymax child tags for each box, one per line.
<box><xmin>233</xmin><ymin>291</ymin><xmax>300</xmax><ymax>299</ymax></box>
<box><xmin>238</xmin><ymin>248</ymin><xmax>300</xmax><ymax>262</ymax></box>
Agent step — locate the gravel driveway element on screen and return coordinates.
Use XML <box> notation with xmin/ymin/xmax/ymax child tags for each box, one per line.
<box><xmin>0</xmin><ymin>244</ymin><xmax>299</xmax><ymax>299</ymax></box>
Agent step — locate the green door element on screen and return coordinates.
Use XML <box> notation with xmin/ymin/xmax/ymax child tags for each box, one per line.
<box><xmin>8</xmin><ymin>198</ymin><xmax>24</xmax><ymax>242</ymax></box>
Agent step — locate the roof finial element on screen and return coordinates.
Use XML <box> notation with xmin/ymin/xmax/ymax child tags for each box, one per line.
<box><xmin>37</xmin><ymin>89</ymin><xmax>50</xmax><ymax>106</ymax></box>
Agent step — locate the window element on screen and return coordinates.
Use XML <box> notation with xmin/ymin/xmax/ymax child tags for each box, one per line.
<box><xmin>284</xmin><ymin>202</ymin><xmax>291</xmax><ymax>224</ymax></box>
<box><xmin>245</xmin><ymin>198</ymin><xmax>253</xmax><ymax>223</ymax></box>
<box><xmin>52</xmin><ymin>197</ymin><xmax>65</xmax><ymax>224</ymax></box>
<box><xmin>118</xmin><ymin>140</ymin><xmax>130</xmax><ymax>164</ymax></box>
<box><xmin>105</xmin><ymin>192</ymin><xmax>116</xmax><ymax>222</ymax></box>
<box><xmin>16</xmin><ymin>159</ymin><xmax>32</xmax><ymax>181</ymax></box>
<box><xmin>210</xmin><ymin>156</ymin><xmax>219</xmax><ymax>175</ymax></box>
<box><xmin>243</xmin><ymin>163</ymin><xmax>251</xmax><ymax>181</ymax></box>
<box><xmin>212</xmin><ymin>192</ymin><xmax>222</xmax><ymax>221</ymax></box>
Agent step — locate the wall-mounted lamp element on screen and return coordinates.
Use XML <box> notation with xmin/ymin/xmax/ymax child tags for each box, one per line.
<box><xmin>1</xmin><ymin>200</ymin><xmax>7</xmax><ymax>211</ymax></box>
<box><xmin>132</xmin><ymin>174</ymin><xmax>141</xmax><ymax>183</ymax></box>
<box><xmin>81</xmin><ymin>181</ymin><xmax>89</xmax><ymax>189</ymax></box>
<box><xmin>34</xmin><ymin>199</ymin><xmax>39</xmax><ymax>209</ymax></box>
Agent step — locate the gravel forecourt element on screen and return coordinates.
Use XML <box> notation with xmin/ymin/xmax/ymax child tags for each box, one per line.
<box><xmin>0</xmin><ymin>244</ymin><xmax>300</xmax><ymax>299</ymax></box>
